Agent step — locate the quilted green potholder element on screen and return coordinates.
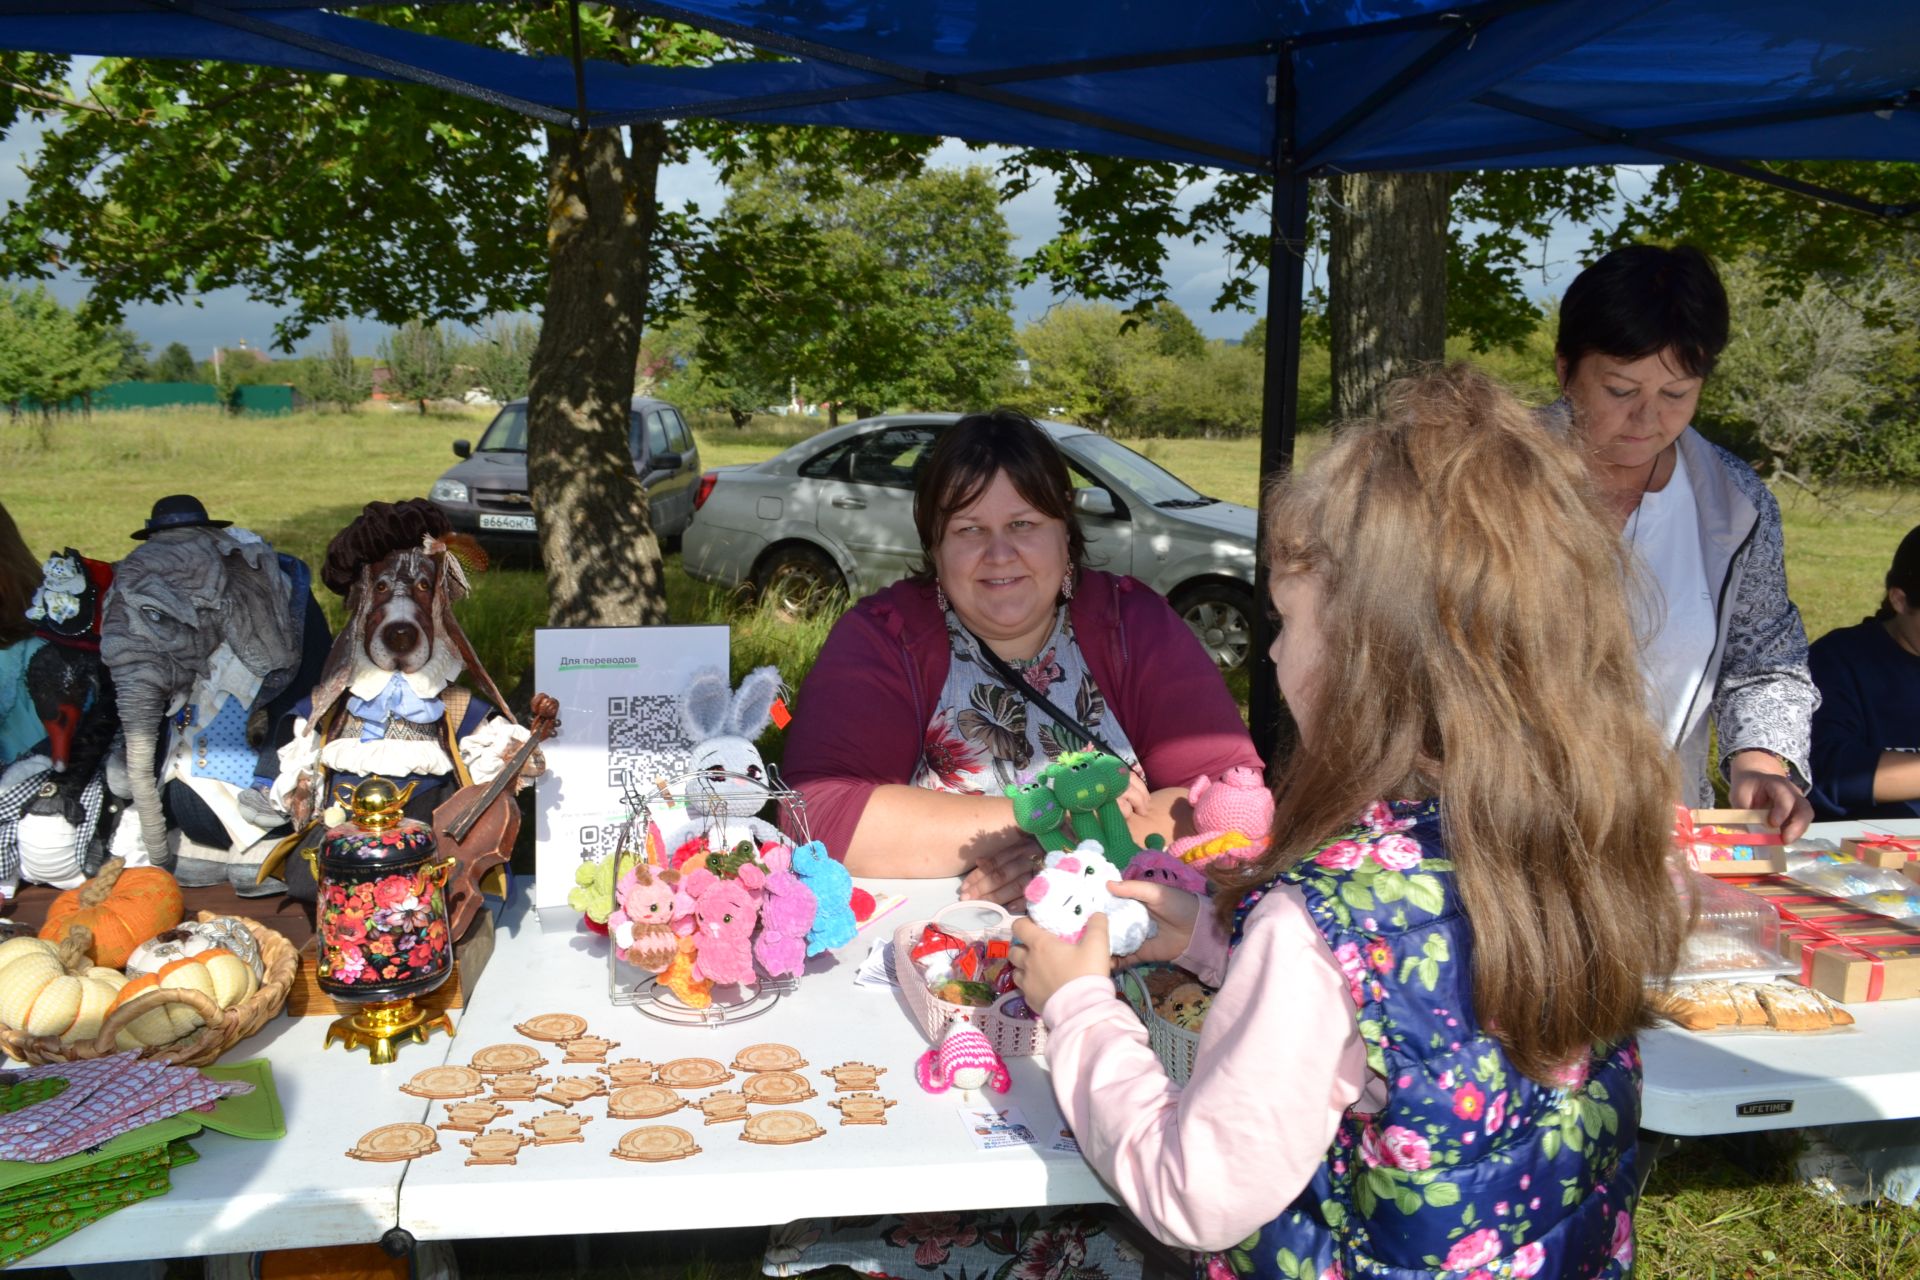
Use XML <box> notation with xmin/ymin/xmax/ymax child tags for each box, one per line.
<box><xmin>0</xmin><ymin>1136</ymin><xmax>197</xmax><ymax>1266</ymax></box>
<box><xmin>0</xmin><ymin>1056</ymin><xmax>281</xmax><ymax>1265</ymax></box>
<box><xmin>0</xmin><ymin>1077</ymin><xmax>67</xmax><ymax>1114</ymax></box>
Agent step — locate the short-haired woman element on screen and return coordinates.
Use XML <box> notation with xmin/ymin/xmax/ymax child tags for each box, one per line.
<box><xmin>783</xmin><ymin>410</ymin><xmax>1260</xmax><ymax>904</ymax></box>
<box><xmin>1550</xmin><ymin>244</ymin><xmax>1818</xmax><ymax>838</ymax></box>
<box><xmin>1809</xmin><ymin>525</ymin><xmax>1920</xmax><ymax>820</ymax></box>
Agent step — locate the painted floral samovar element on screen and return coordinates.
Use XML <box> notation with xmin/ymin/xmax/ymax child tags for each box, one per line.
<box><xmin>305</xmin><ymin>776</ymin><xmax>457</xmax><ymax>1063</ymax></box>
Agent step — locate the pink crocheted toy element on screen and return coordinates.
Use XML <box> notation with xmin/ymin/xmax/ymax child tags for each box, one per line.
<box><xmin>751</xmin><ymin>843</ymin><xmax>818</xmax><ymax>979</ymax></box>
<box><xmin>1122</xmin><ymin>848</ymin><xmax>1209</xmax><ymax>895</ymax></box>
<box><xmin>610</xmin><ymin>861</ymin><xmax>680</xmax><ymax>974</ymax></box>
<box><xmin>675</xmin><ymin>867</ymin><xmax>760</xmax><ymax>988</ymax></box>
<box><xmin>915</xmin><ymin>1024</ymin><xmax>1010</xmax><ymax>1095</ymax></box>
<box><xmin>1164</xmin><ymin>767</ymin><xmax>1273</xmax><ymax>866</ymax></box>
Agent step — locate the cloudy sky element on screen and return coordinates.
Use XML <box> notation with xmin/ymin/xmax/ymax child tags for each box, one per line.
<box><xmin>0</xmin><ymin>66</ymin><xmax>1619</xmax><ymax>362</ymax></box>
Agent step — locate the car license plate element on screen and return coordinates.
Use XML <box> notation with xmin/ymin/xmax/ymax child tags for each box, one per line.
<box><xmin>479</xmin><ymin>514</ymin><xmax>536</xmax><ymax>532</ymax></box>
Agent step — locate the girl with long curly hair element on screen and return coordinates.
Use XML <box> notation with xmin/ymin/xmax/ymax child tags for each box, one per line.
<box><xmin>1012</xmin><ymin>365</ymin><xmax>1685</xmax><ymax>1280</ymax></box>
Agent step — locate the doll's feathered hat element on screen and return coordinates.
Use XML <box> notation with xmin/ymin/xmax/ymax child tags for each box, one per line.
<box><xmin>306</xmin><ymin>498</ymin><xmax>513</xmax><ymax>726</ymax></box>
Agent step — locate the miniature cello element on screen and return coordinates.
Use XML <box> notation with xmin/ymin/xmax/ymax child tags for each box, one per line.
<box><xmin>433</xmin><ymin>692</ymin><xmax>559</xmax><ymax>940</ymax></box>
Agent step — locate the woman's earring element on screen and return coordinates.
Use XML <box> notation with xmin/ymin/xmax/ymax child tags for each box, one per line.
<box><xmin>1060</xmin><ymin>570</ymin><xmax>1075</xmax><ymax>601</ymax></box>
<box><xmin>935</xmin><ymin>581</ymin><xmax>949</xmax><ymax>612</ymax></box>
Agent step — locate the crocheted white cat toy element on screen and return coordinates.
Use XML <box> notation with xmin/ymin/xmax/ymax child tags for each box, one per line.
<box><xmin>1022</xmin><ymin>839</ymin><xmax>1155</xmax><ymax>956</ymax></box>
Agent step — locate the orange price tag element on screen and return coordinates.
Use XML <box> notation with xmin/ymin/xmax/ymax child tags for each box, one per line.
<box><xmin>769</xmin><ymin>697</ymin><xmax>792</xmax><ymax>730</ymax></box>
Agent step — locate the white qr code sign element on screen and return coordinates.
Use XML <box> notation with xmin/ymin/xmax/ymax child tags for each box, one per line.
<box><xmin>531</xmin><ymin>624</ymin><xmax>729</xmax><ymax>919</ymax></box>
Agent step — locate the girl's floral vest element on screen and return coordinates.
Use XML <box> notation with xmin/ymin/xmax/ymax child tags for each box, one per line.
<box><xmin>1215</xmin><ymin>800</ymin><xmax>1640</xmax><ymax>1280</ymax></box>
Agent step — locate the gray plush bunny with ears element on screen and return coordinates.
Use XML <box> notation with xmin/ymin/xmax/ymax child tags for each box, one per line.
<box><xmin>679</xmin><ymin>664</ymin><xmax>786</xmax><ymax>848</ymax></box>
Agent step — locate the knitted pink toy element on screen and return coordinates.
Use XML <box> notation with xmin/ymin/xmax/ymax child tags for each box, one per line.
<box><xmin>1122</xmin><ymin>848</ymin><xmax>1209</xmax><ymax>895</ymax></box>
<box><xmin>610</xmin><ymin>861</ymin><xmax>680</xmax><ymax>974</ymax></box>
<box><xmin>915</xmin><ymin>1025</ymin><xmax>1010</xmax><ymax>1095</ymax></box>
<box><xmin>752</xmin><ymin>844</ymin><xmax>818</xmax><ymax>979</ymax></box>
<box><xmin>675</xmin><ymin>867</ymin><xmax>760</xmax><ymax>988</ymax></box>
<box><xmin>1164</xmin><ymin>767</ymin><xmax>1273</xmax><ymax>866</ymax></box>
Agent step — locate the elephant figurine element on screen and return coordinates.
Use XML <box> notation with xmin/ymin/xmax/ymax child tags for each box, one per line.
<box><xmin>99</xmin><ymin>497</ymin><xmax>330</xmax><ymax>876</ymax></box>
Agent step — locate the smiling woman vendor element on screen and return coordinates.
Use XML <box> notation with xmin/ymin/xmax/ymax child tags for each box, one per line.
<box><xmin>783</xmin><ymin>409</ymin><xmax>1260</xmax><ymax>905</ymax></box>
<box><xmin>1546</xmin><ymin>245</ymin><xmax>1818</xmax><ymax>839</ymax></box>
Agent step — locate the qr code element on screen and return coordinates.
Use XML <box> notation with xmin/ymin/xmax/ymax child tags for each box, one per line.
<box><xmin>577</xmin><ymin>820</ymin><xmax>630</xmax><ymax>864</ymax></box>
<box><xmin>607</xmin><ymin>694</ymin><xmax>688</xmax><ymax>796</ymax></box>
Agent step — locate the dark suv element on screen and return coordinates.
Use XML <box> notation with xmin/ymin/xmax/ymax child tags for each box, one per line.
<box><xmin>428</xmin><ymin>396</ymin><xmax>702</xmax><ymax>554</ymax></box>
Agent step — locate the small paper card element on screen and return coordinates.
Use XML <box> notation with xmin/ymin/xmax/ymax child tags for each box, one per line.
<box><xmin>958</xmin><ymin>1104</ymin><xmax>1038</xmax><ymax>1150</ymax></box>
<box><xmin>853</xmin><ymin>938</ymin><xmax>898</xmax><ymax>990</ymax></box>
<box><xmin>1047</xmin><ymin>1124</ymin><xmax>1081</xmax><ymax>1155</ymax></box>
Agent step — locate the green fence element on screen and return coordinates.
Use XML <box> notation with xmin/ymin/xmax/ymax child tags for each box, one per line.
<box><xmin>30</xmin><ymin>381</ymin><xmax>304</xmax><ymax>416</ymax></box>
<box><xmin>93</xmin><ymin>381</ymin><xmax>220</xmax><ymax>409</ymax></box>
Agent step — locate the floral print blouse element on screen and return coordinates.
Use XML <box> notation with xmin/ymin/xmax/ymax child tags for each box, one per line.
<box><xmin>911</xmin><ymin>604</ymin><xmax>1139</xmax><ymax>796</ymax></box>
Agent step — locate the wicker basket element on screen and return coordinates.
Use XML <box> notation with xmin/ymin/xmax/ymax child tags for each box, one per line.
<box><xmin>0</xmin><ymin>913</ymin><xmax>298</xmax><ymax>1068</ymax></box>
<box><xmin>1116</xmin><ymin>967</ymin><xmax>1202</xmax><ymax>1084</ymax></box>
<box><xmin>895</xmin><ymin>900</ymin><xmax>1045</xmax><ymax>1058</ymax></box>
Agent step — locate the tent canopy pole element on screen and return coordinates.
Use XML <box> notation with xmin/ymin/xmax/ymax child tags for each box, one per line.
<box><xmin>1250</xmin><ymin>44</ymin><xmax>1309</xmax><ymax>769</ymax></box>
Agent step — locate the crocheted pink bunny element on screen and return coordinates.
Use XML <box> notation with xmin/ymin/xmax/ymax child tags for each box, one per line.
<box><xmin>1164</xmin><ymin>767</ymin><xmax>1273</xmax><ymax>866</ymax></box>
<box><xmin>610</xmin><ymin>862</ymin><xmax>680</xmax><ymax>974</ymax></box>
<box><xmin>915</xmin><ymin>1025</ymin><xmax>1010</xmax><ymax>1094</ymax></box>
<box><xmin>676</xmin><ymin>867</ymin><xmax>760</xmax><ymax>988</ymax></box>
<box><xmin>752</xmin><ymin>844</ymin><xmax>818</xmax><ymax>979</ymax></box>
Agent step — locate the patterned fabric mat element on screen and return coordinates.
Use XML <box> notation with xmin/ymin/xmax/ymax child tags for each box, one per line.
<box><xmin>0</xmin><ymin>1053</ymin><xmax>253</xmax><ymax>1163</ymax></box>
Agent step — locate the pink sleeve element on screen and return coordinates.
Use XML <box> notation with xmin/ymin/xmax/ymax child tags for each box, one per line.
<box><xmin>1172</xmin><ymin>897</ymin><xmax>1231</xmax><ymax>989</ymax></box>
<box><xmin>1108</xmin><ymin>585</ymin><xmax>1263</xmax><ymax>790</ymax></box>
<box><xmin>1040</xmin><ymin>885</ymin><xmax>1367</xmax><ymax>1252</ymax></box>
<box><xmin>780</xmin><ymin>607</ymin><xmax>924</xmax><ymax>858</ymax></box>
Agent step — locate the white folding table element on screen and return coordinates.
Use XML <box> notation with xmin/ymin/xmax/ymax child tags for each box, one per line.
<box><xmin>1638</xmin><ymin>818</ymin><xmax>1920</xmax><ymax>1136</ymax></box>
<box><xmin>396</xmin><ymin>880</ymin><xmax>1111</xmax><ymax>1244</ymax></box>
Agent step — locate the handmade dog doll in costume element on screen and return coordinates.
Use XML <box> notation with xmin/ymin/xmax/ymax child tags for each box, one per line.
<box><xmin>259</xmin><ymin>499</ymin><xmax>536</xmax><ymax>924</ymax></box>
<box><xmin>98</xmin><ymin>496</ymin><xmax>331</xmax><ymax>887</ymax></box>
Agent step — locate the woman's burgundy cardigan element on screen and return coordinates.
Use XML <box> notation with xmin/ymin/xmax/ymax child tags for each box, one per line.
<box><xmin>781</xmin><ymin>570</ymin><xmax>1264</xmax><ymax>858</ymax></box>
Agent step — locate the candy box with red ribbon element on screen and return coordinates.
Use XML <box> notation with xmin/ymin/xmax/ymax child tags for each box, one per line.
<box><xmin>1796</xmin><ymin>918</ymin><xmax>1920</xmax><ymax>1004</ymax></box>
<box><xmin>1677</xmin><ymin>807</ymin><xmax>1787</xmax><ymax>875</ymax></box>
<box><xmin>1843</xmin><ymin>833</ymin><xmax>1920</xmax><ymax>870</ymax></box>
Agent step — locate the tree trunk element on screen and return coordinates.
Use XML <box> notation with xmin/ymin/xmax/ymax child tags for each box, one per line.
<box><xmin>526</xmin><ymin>123</ymin><xmax>670</xmax><ymax>627</ymax></box>
<box><xmin>1327</xmin><ymin>172</ymin><xmax>1451</xmax><ymax>422</ymax></box>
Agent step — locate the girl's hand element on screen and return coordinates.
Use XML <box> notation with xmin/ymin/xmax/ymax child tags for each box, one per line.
<box><xmin>1010</xmin><ymin>913</ymin><xmax>1111</xmax><ymax>1015</ymax></box>
<box><xmin>959</xmin><ymin>842</ymin><xmax>1041</xmax><ymax>908</ymax></box>
<box><xmin>1106</xmin><ymin>879</ymin><xmax>1202</xmax><ymax>967</ymax></box>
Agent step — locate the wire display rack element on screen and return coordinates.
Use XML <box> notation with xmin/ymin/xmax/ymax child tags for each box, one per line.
<box><xmin>602</xmin><ymin>765</ymin><xmax>809</xmax><ymax>1027</ymax></box>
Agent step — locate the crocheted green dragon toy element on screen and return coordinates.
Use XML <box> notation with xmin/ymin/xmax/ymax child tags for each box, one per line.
<box><xmin>1006</xmin><ymin>751</ymin><xmax>1163</xmax><ymax>869</ymax></box>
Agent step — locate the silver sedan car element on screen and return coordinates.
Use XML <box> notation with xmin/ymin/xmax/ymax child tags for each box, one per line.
<box><xmin>682</xmin><ymin>414</ymin><xmax>1259</xmax><ymax>670</ymax></box>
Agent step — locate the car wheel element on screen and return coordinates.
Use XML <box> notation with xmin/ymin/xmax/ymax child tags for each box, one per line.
<box><xmin>753</xmin><ymin>544</ymin><xmax>847</xmax><ymax>619</ymax></box>
<box><xmin>1174</xmin><ymin>581</ymin><xmax>1256</xmax><ymax>672</ymax></box>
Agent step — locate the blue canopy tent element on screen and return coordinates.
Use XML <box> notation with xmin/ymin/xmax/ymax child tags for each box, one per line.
<box><xmin>5</xmin><ymin>0</ymin><xmax>1917</xmax><ymax>744</ymax></box>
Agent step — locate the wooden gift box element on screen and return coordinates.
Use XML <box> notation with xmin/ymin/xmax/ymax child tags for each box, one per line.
<box><xmin>1842</xmin><ymin>833</ymin><xmax>1920</xmax><ymax>870</ymax></box>
<box><xmin>1777</xmin><ymin>905</ymin><xmax>1900</xmax><ymax>963</ymax></box>
<box><xmin>1796</xmin><ymin>919</ymin><xmax>1920</xmax><ymax>1004</ymax></box>
<box><xmin>1680</xmin><ymin>809</ymin><xmax>1787</xmax><ymax>875</ymax></box>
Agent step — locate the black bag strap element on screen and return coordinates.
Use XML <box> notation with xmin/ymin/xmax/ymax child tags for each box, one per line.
<box><xmin>958</xmin><ymin>620</ymin><xmax>1142</xmax><ymax>779</ymax></box>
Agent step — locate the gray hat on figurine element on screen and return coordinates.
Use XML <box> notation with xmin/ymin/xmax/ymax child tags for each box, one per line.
<box><xmin>131</xmin><ymin>494</ymin><xmax>232</xmax><ymax>540</ymax></box>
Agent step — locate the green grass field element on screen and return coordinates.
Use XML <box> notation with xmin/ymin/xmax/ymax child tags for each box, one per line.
<box><xmin>11</xmin><ymin>406</ymin><xmax>1920</xmax><ymax>1279</ymax></box>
